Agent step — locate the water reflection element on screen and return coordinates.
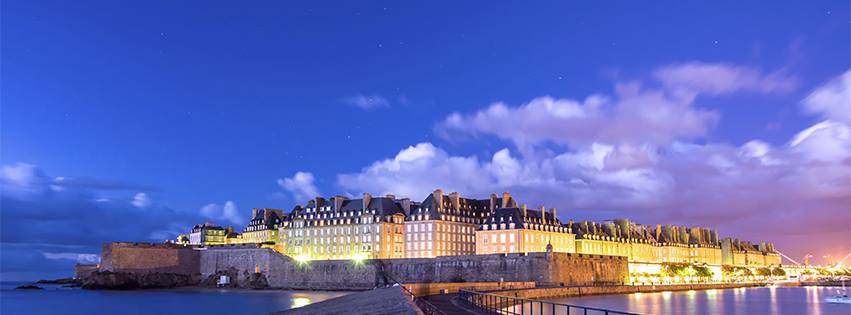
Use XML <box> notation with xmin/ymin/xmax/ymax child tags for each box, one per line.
<box><xmin>290</xmin><ymin>295</ymin><xmax>311</xmax><ymax>309</ymax></box>
<box><xmin>545</xmin><ymin>287</ymin><xmax>847</xmax><ymax>315</ymax></box>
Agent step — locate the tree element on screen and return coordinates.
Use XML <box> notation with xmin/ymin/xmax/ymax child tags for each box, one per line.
<box><xmin>756</xmin><ymin>268</ymin><xmax>771</xmax><ymax>277</ymax></box>
<box><xmin>771</xmin><ymin>267</ymin><xmax>786</xmax><ymax>277</ymax></box>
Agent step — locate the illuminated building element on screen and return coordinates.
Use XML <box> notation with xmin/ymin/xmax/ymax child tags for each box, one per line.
<box><xmin>405</xmin><ymin>189</ymin><xmax>493</xmax><ymax>258</ymax></box>
<box><xmin>721</xmin><ymin>238</ymin><xmax>780</xmax><ymax>267</ymax></box>
<box><xmin>476</xmin><ymin>200</ymin><xmax>574</xmax><ymax>255</ymax></box>
<box><xmin>242</xmin><ymin>208</ymin><xmax>284</xmax><ymax>244</ymax></box>
<box><xmin>189</xmin><ymin>223</ymin><xmax>227</xmax><ymax>245</ymax></box>
<box><xmin>571</xmin><ymin>220</ymin><xmax>631</xmax><ymax>258</ymax></box>
<box><xmin>281</xmin><ymin>193</ymin><xmax>407</xmax><ymax>260</ymax></box>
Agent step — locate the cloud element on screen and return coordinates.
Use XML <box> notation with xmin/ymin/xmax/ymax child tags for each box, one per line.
<box><xmin>277</xmin><ymin>172</ymin><xmax>321</xmax><ymax>203</ymax></box>
<box><xmin>654</xmin><ymin>62</ymin><xmax>798</xmax><ymax>95</ymax></box>
<box><xmin>438</xmin><ymin>83</ymin><xmax>719</xmax><ymax>153</ymax></box>
<box><xmin>42</xmin><ymin>252</ymin><xmax>100</xmax><ymax>264</ymax></box>
<box><xmin>340</xmin><ymin>94</ymin><xmax>390</xmax><ymax>110</ymax></box>
<box><xmin>340</xmin><ymin>69</ymin><xmax>850</xmax><ymax>265</ymax></box>
<box><xmin>802</xmin><ymin>69</ymin><xmax>851</xmax><ymax>124</ymax></box>
<box><xmin>0</xmin><ymin>164</ymin><xmax>209</xmax><ymax>279</ymax></box>
<box><xmin>0</xmin><ymin>163</ymin><xmax>50</xmax><ymax>199</ymax></box>
<box><xmin>199</xmin><ymin>201</ymin><xmax>242</xmax><ymax>225</ymax></box>
<box><xmin>131</xmin><ymin>192</ymin><xmax>152</xmax><ymax>208</ymax></box>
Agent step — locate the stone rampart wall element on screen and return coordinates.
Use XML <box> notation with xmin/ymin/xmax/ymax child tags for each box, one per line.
<box><xmin>403</xmin><ymin>281</ymin><xmax>535</xmax><ymax>296</ymax></box>
<box><xmin>489</xmin><ymin>282</ymin><xmax>765</xmax><ymax>300</ymax></box>
<box><xmin>100</xmin><ymin>243</ymin><xmax>200</xmax><ymax>275</ymax></box>
<box><xmin>199</xmin><ymin>249</ymin><xmax>628</xmax><ymax>290</ymax></box>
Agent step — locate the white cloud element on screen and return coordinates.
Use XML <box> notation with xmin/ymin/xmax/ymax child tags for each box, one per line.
<box><xmin>438</xmin><ymin>84</ymin><xmax>719</xmax><ymax>154</ymax></box>
<box><xmin>337</xmin><ymin>68</ymin><xmax>851</xmax><ymax>263</ymax></box>
<box><xmin>277</xmin><ymin>172</ymin><xmax>321</xmax><ymax>203</ymax></box>
<box><xmin>341</xmin><ymin>94</ymin><xmax>390</xmax><ymax>110</ymax></box>
<box><xmin>199</xmin><ymin>201</ymin><xmax>243</xmax><ymax>225</ymax></box>
<box><xmin>131</xmin><ymin>192</ymin><xmax>152</xmax><ymax>208</ymax></box>
<box><xmin>802</xmin><ymin>69</ymin><xmax>851</xmax><ymax>124</ymax></box>
<box><xmin>0</xmin><ymin>163</ymin><xmax>50</xmax><ymax>199</ymax></box>
<box><xmin>42</xmin><ymin>252</ymin><xmax>100</xmax><ymax>264</ymax></box>
<box><xmin>655</xmin><ymin>62</ymin><xmax>798</xmax><ymax>95</ymax></box>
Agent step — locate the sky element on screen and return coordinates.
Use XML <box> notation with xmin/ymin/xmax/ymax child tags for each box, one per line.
<box><xmin>1</xmin><ymin>1</ymin><xmax>849</xmax><ymax>280</ymax></box>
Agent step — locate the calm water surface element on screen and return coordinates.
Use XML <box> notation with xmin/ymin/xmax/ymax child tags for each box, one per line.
<box><xmin>536</xmin><ymin>286</ymin><xmax>850</xmax><ymax>315</ymax></box>
<box><xmin>0</xmin><ymin>282</ymin><xmax>350</xmax><ymax>315</ymax></box>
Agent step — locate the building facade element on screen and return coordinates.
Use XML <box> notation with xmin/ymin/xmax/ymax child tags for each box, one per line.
<box><xmin>242</xmin><ymin>208</ymin><xmax>285</xmax><ymax>244</ymax></box>
<box><xmin>281</xmin><ymin>193</ymin><xmax>407</xmax><ymax>260</ymax></box>
<box><xmin>405</xmin><ymin>189</ymin><xmax>495</xmax><ymax>258</ymax></box>
<box><xmin>188</xmin><ymin>223</ymin><xmax>227</xmax><ymax>245</ymax></box>
<box><xmin>476</xmin><ymin>203</ymin><xmax>575</xmax><ymax>255</ymax></box>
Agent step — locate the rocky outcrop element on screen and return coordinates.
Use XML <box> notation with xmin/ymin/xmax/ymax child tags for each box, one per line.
<box><xmin>37</xmin><ymin>278</ymin><xmax>81</xmax><ymax>285</ymax></box>
<box><xmin>15</xmin><ymin>284</ymin><xmax>44</xmax><ymax>290</ymax></box>
<box><xmin>82</xmin><ymin>271</ymin><xmax>199</xmax><ymax>290</ymax></box>
<box><xmin>199</xmin><ymin>268</ymin><xmax>269</xmax><ymax>289</ymax></box>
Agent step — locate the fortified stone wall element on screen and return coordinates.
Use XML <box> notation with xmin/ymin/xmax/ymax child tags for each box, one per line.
<box><xmin>379</xmin><ymin>252</ymin><xmax>627</xmax><ymax>286</ymax></box>
<box><xmin>100</xmin><ymin>243</ymin><xmax>200</xmax><ymax>275</ymax></box>
<box><xmin>199</xmin><ymin>248</ymin><xmax>628</xmax><ymax>290</ymax></box>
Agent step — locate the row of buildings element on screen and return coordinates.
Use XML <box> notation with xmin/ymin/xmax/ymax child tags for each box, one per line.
<box><xmin>178</xmin><ymin>190</ymin><xmax>781</xmax><ymax>271</ymax></box>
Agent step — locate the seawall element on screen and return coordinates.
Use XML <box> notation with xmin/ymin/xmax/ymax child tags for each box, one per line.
<box><xmin>487</xmin><ymin>282</ymin><xmax>766</xmax><ymax>300</ymax></box>
<box><xmin>199</xmin><ymin>247</ymin><xmax>629</xmax><ymax>290</ymax></box>
<box><xmin>100</xmin><ymin>242</ymin><xmax>200</xmax><ymax>275</ymax></box>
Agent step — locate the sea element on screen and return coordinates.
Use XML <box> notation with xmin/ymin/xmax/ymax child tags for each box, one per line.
<box><xmin>3</xmin><ymin>282</ymin><xmax>850</xmax><ymax>314</ymax></box>
<box><xmin>0</xmin><ymin>281</ymin><xmax>350</xmax><ymax>315</ymax></box>
<box><xmin>541</xmin><ymin>286</ymin><xmax>850</xmax><ymax>315</ymax></box>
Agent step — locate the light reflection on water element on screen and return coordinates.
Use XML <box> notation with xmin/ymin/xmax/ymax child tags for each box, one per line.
<box><xmin>513</xmin><ymin>287</ymin><xmax>849</xmax><ymax>315</ymax></box>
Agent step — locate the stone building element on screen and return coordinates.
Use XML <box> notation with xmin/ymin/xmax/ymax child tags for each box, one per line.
<box><xmin>571</xmin><ymin>220</ymin><xmax>631</xmax><ymax>258</ymax></box>
<box><xmin>189</xmin><ymin>223</ymin><xmax>227</xmax><ymax>245</ymax></box>
<box><xmin>404</xmin><ymin>189</ymin><xmax>494</xmax><ymax>258</ymax></box>
<box><xmin>721</xmin><ymin>238</ymin><xmax>781</xmax><ymax>267</ymax></box>
<box><xmin>242</xmin><ymin>208</ymin><xmax>285</xmax><ymax>244</ymax></box>
<box><xmin>280</xmin><ymin>193</ymin><xmax>407</xmax><ymax>260</ymax></box>
<box><xmin>476</xmin><ymin>201</ymin><xmax>575</xmax><ymax>255</ymax></box>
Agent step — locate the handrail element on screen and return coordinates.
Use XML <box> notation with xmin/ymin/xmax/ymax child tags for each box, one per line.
<box><xmin>458</xmin><ymin>289</ymin><xmax>640</xmax><ymax>315</ymax></box>
<box><xmin>374</xmin><ymin>259</ymin><xmax>446</xmax><ymax>315</ymax></box>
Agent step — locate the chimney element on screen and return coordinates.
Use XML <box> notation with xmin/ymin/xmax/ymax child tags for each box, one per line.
<box><xmin>449</xmin><ymin>192</ymin><xmax>460</xmax><ymax>212</ymax></box>
<box><xmin>334</xmin><ymin>196</ymin><xmax>346</xmax><ymax>211</ymax></box>
<box><xmin>489</xmin><ymin>193</ymin><xmax>498</xmax><ymax>211</ymax></box>
<box><xmin>386</xmin><ymin>193</ymin><xmax>396</xmax><ymax>200</ymax></box>
<box><xmin>550</xmin><ymin>207</ymin><xmax>557</xmax><ymax>222</ymax></box>
<box><xmin>501</xmin><ymin>192</ymin><xmax>511</xmax><ymax>208</ymax></box>
<box><xmin>399</xmin><ymin>198</ymin><xmax>412</xmax><ymax>216</ymax></box>
<box><xmin>522</xmin><ymin>204</ymin><xmax>527</xmax><ymax>218</ymax></box>
<box><xmin>539</xmin><ymin>206</ymin><xmax>546</xmax><ymax>223</ymax></box>
<box><xmin>432</xmin><ymin>189</ymin><xmax>444</xmax><ymax>211</ymax></box>
<box><xmin>362</xmin><ymin>192</ymin><xmax>372</xmax><ymax>211</ymax></box>
<box><xmin>251</xmin><ymin>208</ymin><xmax>259</xmax><ymax>220</ymax></box>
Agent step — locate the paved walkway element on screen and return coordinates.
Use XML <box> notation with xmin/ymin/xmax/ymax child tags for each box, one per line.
<box><xmin>419</xmin><ymin>293</ymin><xmax>482</xmax><ymax>315</ymax></box>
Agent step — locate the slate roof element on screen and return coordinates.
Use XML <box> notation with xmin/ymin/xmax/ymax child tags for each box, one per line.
<box><xmin>482</xmin><ymin>207</ymin><xmax>562</xmax><ymax>229</ymax></box>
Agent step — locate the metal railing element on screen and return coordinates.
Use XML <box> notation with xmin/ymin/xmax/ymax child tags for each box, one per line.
<box><xmin>374</xmin><ymin>259</ymin><xmax>446</xmax><ymax>315</ymax></box>
<box><xmin>458</xmin><ymin>289</ymin><xmax>639</xmax><ymax>315</ymax></box>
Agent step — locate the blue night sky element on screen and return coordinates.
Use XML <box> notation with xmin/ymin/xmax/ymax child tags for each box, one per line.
<box><xmin>2</xmin><ymin>1</ymin><xmax>849</xmax><ymax>280</ymax></box>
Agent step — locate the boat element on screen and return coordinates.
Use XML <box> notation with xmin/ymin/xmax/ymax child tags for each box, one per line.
<box><xmin>825</xmin><ymin>293</ymin><xmax>851</xmax><ymax>304</ymax></box>
<box><xmin>826</xmin><ymin>280</ymin><xmax>851</xmax><ymax>304</ymax></box>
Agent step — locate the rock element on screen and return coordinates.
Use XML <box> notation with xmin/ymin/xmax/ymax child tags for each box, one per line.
<box><xmin>200</xmin><ymin>269</ymin><xmax>269</xmax><ymax>289</ymax></box>
<box><xmin>15</xmin><ymin>284</ymin><xmax>44</xmax><ymax>290</ymax></box>
<box><xmin>37</xmin><ymin>278</ymin><xmax>80</xmax><ymax>285</ymax></box>
<box><xmin>82</xmin><ymin>271</ymin><xmax>199</xmax><ymax>290</ymax></box>
<box><xmin>248</xmin><ymin>273</ymin><xmax>269</xmax><ymax>289</ymax></box>
<box><xmin>200</xmin><ymin>268</ymin><xmax>239</xmax><ymax>288</ymax></box>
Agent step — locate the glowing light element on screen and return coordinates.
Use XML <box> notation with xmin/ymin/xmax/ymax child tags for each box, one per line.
<box><xmin>352</xmin><ymin>253</ymin><xmax>369</xmax><ymax>265</ymax></box>
<box><xmin>291</xmin><ymin>297</ymin><xmax>311</xmax><ymax>308</ymax></box>
<box><xmin>294</xmin><ymin>254</ymin><xmax>311</xmax><ymax>264</ymax></box>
